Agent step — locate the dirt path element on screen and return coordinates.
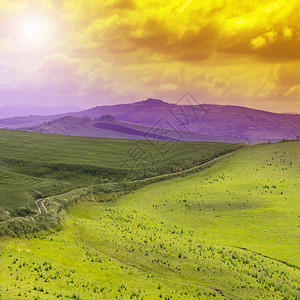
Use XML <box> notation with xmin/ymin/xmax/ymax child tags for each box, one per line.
<box><xmin>35</xmin><ymin>199</ymin><xmax>48</xmax><ymax>214</ymax></box>
<box><xmin>0</xmin><ymin>216</ymin><xmax>26</xmax><ymax>224</ymax></box>
<box><xmin>0</xmin><ymin>199</ymin><xmax>48</xmax><ymax>225</ymax></box>
<box><xmin>0</xmin><ymin>152</ymin><xmax>235</xmax><ymax>225</ymax></box>
<box><xmin>127</xmin><ymin>151</ymin><xmax>235</xmax><ymax>185</ymax></box>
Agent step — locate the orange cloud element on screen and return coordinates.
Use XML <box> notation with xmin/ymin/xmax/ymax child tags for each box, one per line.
<box><xmin>0</xmin><ymin>0</ymin><xmax>300</xmax><ymax>112</ymax></box>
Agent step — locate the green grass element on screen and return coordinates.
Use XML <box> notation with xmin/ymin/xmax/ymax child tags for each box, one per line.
<box><xmin>0</xmin><ymin>129</ymin><xmax>241</xmax><ymax>215</ymax></box>
<box><xmin>114</xmin><ymin>141</ymin><xmax>300</xmax><ymax>265</ymax></box>
<box><xmin>0</xmin><ymin>141</ymin><xmax>299</xmax><ymax>299</ymax></box>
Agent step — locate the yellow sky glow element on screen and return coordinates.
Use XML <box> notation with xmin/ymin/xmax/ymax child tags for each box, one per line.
<box><xmin>0</xmin><ymin>0</ymin><xmax>299</xmax><ymax>112</ymax></box>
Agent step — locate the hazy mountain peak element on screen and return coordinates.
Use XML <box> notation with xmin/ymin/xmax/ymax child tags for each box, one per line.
<box><xmin>139</xmin><ymin>98</ymin><xmax>169</xmax><ymax>106</ymax></box>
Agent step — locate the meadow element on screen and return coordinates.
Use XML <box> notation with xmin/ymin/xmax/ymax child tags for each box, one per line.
<box><xmin>0</xmin><ymin>129</ymin><xmax>241</xmax><ymax>216</ymax></box>
<box><xmin>0</xmin><ymin>138</ymin><xmax>299</xmax><ymax>299</ymax></box>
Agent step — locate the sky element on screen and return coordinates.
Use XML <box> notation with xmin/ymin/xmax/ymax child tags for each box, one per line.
<box><xmin>0</xmin><ymin>0</ymin><xmax>300</xmax><ymax>113</ymax></box>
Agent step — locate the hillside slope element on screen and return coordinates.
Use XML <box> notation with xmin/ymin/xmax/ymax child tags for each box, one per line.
<box><xmin>22</xmin><ymin>115</ymin><xmax>245</xmax><ymax>143</ymax></box>
<box><xmin>1</xmin><ymin>98</ymin><xmax>299</xmax><ymax>140</ymax></box>
<box><xmin>118</xmin><ymin>140</ymin><xmax>300</xmax><ymax>265</ymax></box>
<box><xmin>0</xmin><ymin>141</ymin><xmax>299</xmax><ymax>299</ymax></box>
<box><xmin>0</xmin><ymin>129</ymin><xmax>241</xmax><ymax>217</ymax></box>
<box><xmin>75</xmin><ymin>99</ymin><xmax>300</xmax><ymax>140</ymax></box>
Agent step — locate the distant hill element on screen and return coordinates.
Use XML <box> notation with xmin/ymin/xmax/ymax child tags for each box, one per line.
<box><xmin>0</xmin><ymin>105</ymin><xmax>81</xmax><ymax>119</ymax></box>
<box><xmin>22</xmin><ymin>115</ymin><xmax>244</xmax><ymax>143</ymax></box>
<box><xmin>1</xmin><ymin>98</ymin><xmax>300</xmax><ymax>141</ymax></box>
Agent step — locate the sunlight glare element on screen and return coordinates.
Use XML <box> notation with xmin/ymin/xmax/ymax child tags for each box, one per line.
<box><xmin>21</xmin><ymin>18</ymin><xmax>50</xmax><ymax>44</ymax></box>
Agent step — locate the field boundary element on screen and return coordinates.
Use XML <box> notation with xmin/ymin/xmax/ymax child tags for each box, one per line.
<box><xmin>127</xmin><ymin>151</ymin><xmax>236</xmax><ymax>186</ymax></box>
<box><xmin>0</xmin><ymin>144</ymin><xmax>244</xmax><ymax>231</ymax></box>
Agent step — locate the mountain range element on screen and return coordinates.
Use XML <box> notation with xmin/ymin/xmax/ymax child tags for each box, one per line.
<box><xmin>0</xmin><ymin>104</ymin><xmax>81</xmax><ymax>119</ymax></box>
<box><xmin>0</xmin><ymin>105</ymin><xmax>82</xmax><ymax>119</ymax></box>
<box><xmin>1</xmin><ymin>98</ymin><xmax>299</xmax><ymax>143</ymax></box>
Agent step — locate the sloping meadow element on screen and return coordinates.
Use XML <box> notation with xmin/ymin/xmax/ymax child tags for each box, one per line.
<box><xmin>0</xmin><ymin>140</ymin><xmax>299</xmax><ymax>298</ymax></box>
<box><xmin>0</xmin><ymin>129</ymin><xmax>243</xmax><ymax>231</ymax></box>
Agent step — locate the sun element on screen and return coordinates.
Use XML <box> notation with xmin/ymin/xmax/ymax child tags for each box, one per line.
<box><xmin>21</xmin><ymin>18</ymin><xmax>50</xmax><ymax>44</ymax></box>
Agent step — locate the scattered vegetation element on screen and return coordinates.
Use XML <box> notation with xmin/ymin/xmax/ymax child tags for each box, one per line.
<box><xmin>0</xmin><ymin>129</ymin><xmax>299</xmax><ymax>299</ymax></box>
<box><xmin>0</xmin><ymin>129</ymin><xmax>242</xmax><ymax>221</ymax></box>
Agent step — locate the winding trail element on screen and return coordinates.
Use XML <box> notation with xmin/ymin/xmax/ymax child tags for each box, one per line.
<box><xmin>0</xmin><ymin>150</ymin><xmax>235</xmax><ymax>225</ymax></box>
<box><xmin>0</xmin><ymin>216</ymin><xmax>26</xmax><ymax>224</ymax></box>
<box><xmin>0</xmin><ymin>199</ymin><xmax>48</xmax><ymax>224</ymax></box>
<box><xmin>1</xmin><ymin>144</ymin><xmax>295</xmax><ymax>298</ymax></box>
<box><xmin>127</xmin><ymin>151</ymin><xmax>236</xmax><ymax>185</ymax></box>
<box><xmin>35</xmin><ymin>199</ymin><xmax>48</xmax><ymax>214</ymax></box>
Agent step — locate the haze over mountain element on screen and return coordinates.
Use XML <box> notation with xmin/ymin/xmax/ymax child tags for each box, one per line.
<box><xmin>23</xmin><ymin>115</ymin><xmax>243</xmax><ymax>143</ymax></box>
<box><xmin>0</xmin><ymin>105</ymin><xmax>82</xmax><ymax>119</ymax></box>
<box><xmin>1</xmin><ymin>98</ymin><xmax>299</xmax><ymax>142</ymax></box>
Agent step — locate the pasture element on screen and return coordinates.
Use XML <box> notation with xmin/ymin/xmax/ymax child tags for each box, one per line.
<box><xmin>0</xmin><ymin>129</ymin><xmax>241</xmax><ymax>215</ymax></box>
<box><xmin>0</xmin><ymin>140</ymin><xmax>299</xmax><ymax>299</ymax></box>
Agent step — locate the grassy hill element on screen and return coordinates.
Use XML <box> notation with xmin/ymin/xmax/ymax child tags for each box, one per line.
<box><xmin>22</xmin><ymin>115</ymin><xmax>245</xmax><ymax>143</ymax></box>
<box><xmin>0</xmin><ymin>129</ymin><xmax>241</xmax><ymax>217</ymax></box>
<box><xmin>1</xmin><ymin>98</ymin><xmax>300</xmax><ymax>141</ymax></box>
<box><xmin>0</xmin><ymin>140</ymin><xmax>299</xmax><ymax>299</ymax></box>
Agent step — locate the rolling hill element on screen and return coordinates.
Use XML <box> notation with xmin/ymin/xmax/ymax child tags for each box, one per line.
<box><xmin>0</xmin><ymin>129</ymin><xmax>242</xmax><ymax>219</ymax></box>
<box><xmin>0</xmin><ymin>140</ymin><xmax>299</xmax><ymax>299</ymax></box>
<box><xmin>0</xmin><ymin>98</ymin><xmax>299</xmax><ymax>141</ymax></box>
<box><xmin>21</xmin><ymin>115</ymin><xmax>246</xmax><ymax>143</ymax></box>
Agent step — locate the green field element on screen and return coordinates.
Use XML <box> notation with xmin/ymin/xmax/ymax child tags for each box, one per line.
<box><xmin>117</xmin><ymin>141</ymin><xmax>300</xmax><ymax>265</ymax></box>
<box><xmin>0</xmin><ymin>129</ymin><xmax>240</xmax><ymax>216</ymax></box>
<box><xmin>0</xmin><ymin>132</ymin><xmax>299</xmax><ymax>299</ymax></box>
